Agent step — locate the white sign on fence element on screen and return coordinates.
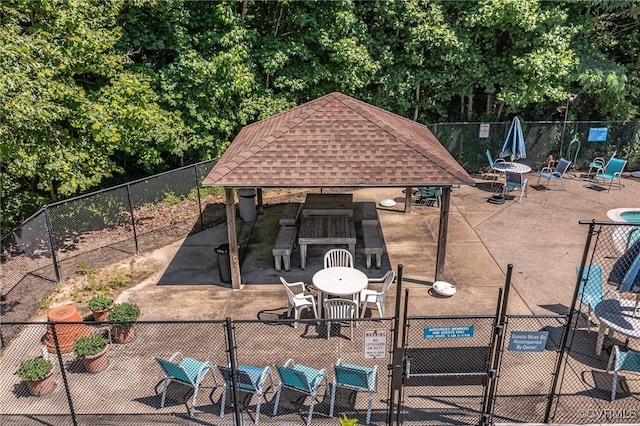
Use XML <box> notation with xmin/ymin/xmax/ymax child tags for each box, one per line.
<box><xmin>479</xmin><ymin>123</ymin><xmax>490</xmax><ymax>138</ymax></box>
<box><xmin>363</xmin><ymin>329</ymin><xmax>387</xmax><ymax>359</ymax></box>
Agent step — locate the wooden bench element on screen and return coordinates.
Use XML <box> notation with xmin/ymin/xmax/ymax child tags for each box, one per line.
<box><xmin>272</xmin><ymin>226</ymin><xmax>297</xmax><ymax>271</ymax></box>
<box><xmin>279</xmin><ymin>203</ymin><xmax>301</xmax><ymax>226</ymax></box>
<box><xmin>362</xmin><ymin>224</ymin><xmax>383</xmax><ymax>269</ymax></box>
<box><xmin>361</xmin><ymin>202</ymin><xmax>379</xmax><ymax>225</ymax></box>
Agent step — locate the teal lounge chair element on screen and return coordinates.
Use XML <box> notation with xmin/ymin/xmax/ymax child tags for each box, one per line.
<box><xmin>594</xmin><ymin>158</ymin><xmax>627</xmax><ymax>192</ymax></box>
<box><xmin>586</xmin><ymin>150</ymin><xmax>616</xmax><ymax>180</ymax></box>
<box><xmin>607</xmin><ymin>345</ymin><xmax>640</xmax><ymax>401</ymax></box>
<box><xmin>154</xmin><ymin>352</ymin><xmax>213</xmax><ymax>418</ymax></box>
<box><xmin>329</xmin><ymin>359</ymin><xmax>378</xmax><ymax>425</ymax></box>
<box><xmin>415</xmin><ymin>187</ymin><xmax>442</xmax><ymax>207</ymax></box>
<box><xmin>575</xmin><ymin>265</ymin><xmax>618</xmax><ymax>332</ymax></box>
<box><xmin>273</xmin><ymin>359</ymin><xmax>328</xmax><ymax>426</ymax></box>
<box><xmin>216</xmin><ymin>365</ymin><xmax>273</xmax><ymax>423</ymax></box>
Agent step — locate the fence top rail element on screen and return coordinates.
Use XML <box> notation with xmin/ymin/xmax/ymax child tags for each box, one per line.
<box><xmin>504</xmin><ymin>314</ymin><xmax>568</xmax><ymax>319</ymax></box>
<box><xmin>406</xmin><ymin>315</ymin><xmax>496</xmax><ymax>320</ymax></box>
<box><xmin>579</xmin><ymin>220</ymin><xmax>635</xmax><ymax>226</ymax></box>
<box><xmin>2</xmin><ymin>319</ymin><xmax>228</xmax><ymax>326</ymax></box>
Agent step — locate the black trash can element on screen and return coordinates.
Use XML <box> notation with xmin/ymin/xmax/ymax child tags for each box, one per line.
<box><xmin>215</xmin><ymin>243</ymin><xmax>231</xmax><ymax>283</ymax></box>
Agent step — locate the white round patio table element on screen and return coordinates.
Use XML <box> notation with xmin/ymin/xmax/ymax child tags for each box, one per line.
<box><xmin>491</xmin><ymin>162</ymin><xmax>532</xmax><ymax>174</ymax></box>
<box><xmin>313</xmin><ymin>267</ymin><xmax>368</xmax><ymax>318</ymax></box>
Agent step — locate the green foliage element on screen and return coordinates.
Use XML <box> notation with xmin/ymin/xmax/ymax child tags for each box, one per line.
<box><xmin>108</xmin><ymin>302</ymin><xmax>140</xmax><ymax>326</ymax></box>
<box><xmin>73</xmin><ymin>335</ymin><xmax>109</xmax><ymax>357</ymax></box>
<box><xmin>2</xmin><ymin>0</ymin><xmax>640</xmax><ymax>235</ymax></box>
<box><xmin>162</xmin><ymin>191</ymin><xmax>183</xmax><ymax>205</ymax></box>
<box><xmin>16</xmin><ymin>357</ymin><xmax>53</xmax><ymax>382</ymax></box>
<box><xmin>88</xmin><ymin>294</ymin><xmax>113</xmax><ymax>311</ymax></box>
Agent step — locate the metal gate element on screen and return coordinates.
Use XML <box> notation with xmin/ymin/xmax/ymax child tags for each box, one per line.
<box><xmin>390</xmin><ymin>266</ymin><xmax>568</xmax><ymax>425</ymax></box>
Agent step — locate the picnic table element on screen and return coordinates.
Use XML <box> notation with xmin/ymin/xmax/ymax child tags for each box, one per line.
<box><xmin>302</xmin><ymin>193</ymin><xmax>353</xmax><ymax>217</ymax></box>
<box><xmin>298</xmin><ymin>216</ymin><xmax>356</xmax><ymax>269</ymax></box>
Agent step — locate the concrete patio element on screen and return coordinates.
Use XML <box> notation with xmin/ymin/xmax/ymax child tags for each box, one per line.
<box><xmin>119</xmin><ymin>172</ymin><xmax>640</xmax><ymax>322</ymax></box>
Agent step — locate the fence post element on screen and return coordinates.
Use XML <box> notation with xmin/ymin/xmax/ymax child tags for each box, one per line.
<box><xmin>126</xmin><ymin>184</ymin><xmax>139</xmax><ymax>254</ymax></box>
<box><xmin>387</xmin><ymin>264</ymin><xmax>404</xmax><ymax>426</ymax></box>
<box><xmin>224</xmin><ymin>317</ymin><xmax>243</xmax><ymax>426</ymax></box>
<box><xmin>194</xmin><ymin>165</ymin><xmax>205</xmax><ymax>232</ymax></box>
<box><xmin>50</xmin><ymin>324</ymin><xmax>78</xmax><ymax>426</ymax></box>
<box><xmin>544</xmin><ymin>221</ymin><xmax>596</xmax><ymax>422</ymax></box>
<box><xmin>43</xmin><ymin>206</ymin><xmax>61</xmax><ymax>283</ymax></box>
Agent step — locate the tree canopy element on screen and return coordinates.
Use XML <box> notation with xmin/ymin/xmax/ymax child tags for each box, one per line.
<box><xmin>2</xmin><ymin>0</ymin><xmax>639</xmax><ymax>235</ymax></box>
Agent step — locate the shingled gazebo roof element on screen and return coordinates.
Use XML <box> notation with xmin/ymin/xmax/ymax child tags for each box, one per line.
<box><xmin>202</xmin><ymin>92</ymin><xmax>475</xmax><ymax>188</ymax></box>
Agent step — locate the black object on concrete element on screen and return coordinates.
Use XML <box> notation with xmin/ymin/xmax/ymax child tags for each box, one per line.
<box><xmin>215</xmin><ymin>243</ymin><xmax>231</xmax><ymax>283</ymax></box>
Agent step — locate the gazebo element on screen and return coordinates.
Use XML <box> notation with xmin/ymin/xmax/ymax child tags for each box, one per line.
<box><xmin>202</xmin><ymin>92</ymin><xmax>475</xmax><ymax>289</ymax></box>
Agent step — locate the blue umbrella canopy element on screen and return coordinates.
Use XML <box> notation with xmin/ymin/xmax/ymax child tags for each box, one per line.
<box><xmin>609</xmin><ymin>238</ymin><xmax>640</xmax><ymax>293</ymax></box>
<box><xmin>500</xmin><ymin>116</ymin><xmax>526</xmax><ymax>162</ymax></box>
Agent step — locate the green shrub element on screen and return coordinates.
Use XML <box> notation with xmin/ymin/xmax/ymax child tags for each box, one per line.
<box><xmin>16</xmin><ymin>357</ymin><xmax>53</xmax><ymax>381</ymax></box>
<box><xmin>108</xmin><ymin>302</ymin><xmax>140</xmax><ymax>327</ymax></box>
<box><xmin>339</xmin><ymin>414</ymin><xmax>358</xmax><ymax>426</ymax></box>
<box><xmin>73</xmin><ymin>335</ymin><xmax>108</xmax><ymax>357</ymax></box>
<box><xmin>88</xmin><ymin>294</ymin><xmax>113</xmax><ymax>311</ymax></box>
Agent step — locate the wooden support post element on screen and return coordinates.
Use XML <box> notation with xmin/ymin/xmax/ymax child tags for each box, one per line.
<box><xmin>404</xmin><ymin>186</ymin><xmax>412</xmax><ymax>213</ymax></box>
<box><xmin>225</xmin><ymin>187</ymin><xmax>242</xmax><ymax>289</ymax></box>
<box><xmin>257</xmin><ymin>188</ymin><xmax>264</xmax><ymax>214</ymax></box>
<box><xmin>435</xmin><ymin>186</ymin><xmax>451</xmax><ymax>281</ymax></box>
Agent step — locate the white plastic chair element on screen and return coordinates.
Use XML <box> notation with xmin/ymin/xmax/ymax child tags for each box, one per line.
<box><xmin>360</xmin><ymin>270</ymin><xmax>395</xmax><ymax>318</ymax></box>
<box><xmin>323</xmin><ymin>298</ymin><xmax>358</xmax><ymax>340</ymax></box>
<box><xmin>279</xmin><ymin>277</ymin><xmax>318</xmax><ymax>328</ymax></box>
<box><xmin>324</xmin><ymin>248</ymin><xmax>353</xmax><ymax>268</ymax></box>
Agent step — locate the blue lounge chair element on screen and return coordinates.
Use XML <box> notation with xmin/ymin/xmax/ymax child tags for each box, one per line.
<box><xmin>329</xmin><ymin>359</ymin><xmax>378</xmax><ymax>425</ymax></box>
<box><xmin>606</xmin><ymin>345</ymin><xmax>640</xmax><ymax>401</ymax></box>
<box><xmin>502</xmin><ymin>171</ymin><xmax>528</xmax><ymax>203</ymax></box>
<box><xmin>216</xmin><ymin>364</ymin><xmax>273</xmax><ymax>423</ymax></box>
<box><xmin>154</xmin><ymin>352</ymin><xmax>213</xmax><ymax>418</ymax></box>
<box><xmin>536</xmin><ymin>158</ymin><xmax>571</xmax><ymax>191</ymax></box>
<box><xmin>594</xmin><ymin>158</ymin><xmax>627</xmax><ymax>192</ymax></box>
<box><xmin>485</xmin><ymin>149</ymin><xmax>506</xmax><ymax>183</ymax></box>
<box><xmin>273</xmin><ymin>359</ymin><xmax>328</xmax><ymax>426</ymax></box>
<box><xmin>575</xmin><ymin>265</ymin><xmax>618</xmax><ymax>332</ymax></box>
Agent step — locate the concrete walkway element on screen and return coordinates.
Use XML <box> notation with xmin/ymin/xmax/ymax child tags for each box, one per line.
<box><xmin>117</xmin><ymin>173</ymin><xmax>640</xmax><ymax>321</ymax></box>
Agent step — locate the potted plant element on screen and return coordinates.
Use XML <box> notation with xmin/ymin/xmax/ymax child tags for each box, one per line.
<box><xmin>15</xmin><ymin>357</ymin><xmax>54</xmax><ymax>396</ymax></box>
<box><xmin>108</xmin><ymin>302</ymin><xmax>140</xmax><ymax>344</ymax></box>
<box><xmin>88</xmin><ymin>294</ymin><xmax>113</xmax><ymax>322</ymax></box>
<box><xmin>73</xmin><ymin>335</ymin><xmax>109</xmax><ymax>373</ymax></box>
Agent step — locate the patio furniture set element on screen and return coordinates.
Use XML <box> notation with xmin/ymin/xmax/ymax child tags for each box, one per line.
<box><xmin>273</xmin><ymin>194</ymin><xmax>385</xmax><ymax>271</ymax></box>
<box><xmin>485</xmin><ymin>148</ymin><xmax>626</xmax><ymax>204</ymax></box>
<box><xmin>576</xmin><ymin>264</ymin><xmax>640</xmax><ymax>401</ymax></box>
<box><xmin>280</xmin><ymin>249</ymin><xmax>395</xmax><ymax>332</ymax></box>
<box><xmin>154</xmin><ymin>353</ymin><xmax>378</xmax><ymax>425</ymax></box>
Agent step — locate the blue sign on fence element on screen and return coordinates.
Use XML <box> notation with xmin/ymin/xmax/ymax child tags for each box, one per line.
<box><xmin>423</xmin><ymin>326</ymin><xmax>474</xmax><ymax>339</ymax></box>
<box><xmin>507</xmin><ymin>331</ymin><xmax>549</xmax><ymax>352</ymax></box>
<box><xmin>588</xmin><ymin>127</ymin><xmax>608</xmax><ymax>142</ymax></box>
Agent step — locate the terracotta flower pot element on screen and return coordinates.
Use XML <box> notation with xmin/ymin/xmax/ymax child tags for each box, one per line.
<box><xmin>25</xmin><ymin>371</ymin><xmax>55</xmax><ymax>396</ymax></box>
<box><xmin>91</xmin><ymin>309</ymin><xmax>111</xmax><ymax>322</ymax></box>
<box><xmin>81</xmin><ymin>348</ymin><xmax>109</xmax><ymax>373</ymax></box>
<box><xmin>112</xmin><ymin>325</ymin><xmax>135</xmax><ymax>344</ymax></box>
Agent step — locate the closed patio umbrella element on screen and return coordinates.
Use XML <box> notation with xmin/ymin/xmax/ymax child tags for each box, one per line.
<box><xmin>608</xmin><ymin>238</ymin><xmax>640</xmax><ymax>316</ymax></box>
<box><xmin>500</xmin><ymin>116</ymin><xmax>526</xmax><ymax>162</ymax></box>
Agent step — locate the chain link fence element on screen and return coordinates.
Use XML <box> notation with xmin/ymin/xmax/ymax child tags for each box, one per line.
<box><xmin>1</xmin><ymin>160</ymin><xmax>218</xmax><ymax>345</ymax></box>
<box><xmin>431</xmin><ymin>120</ymin><xmax>640</xmax><ymax>174</ymax></box>
<box><xmin>0</xmin><ymin>317</ymin><xmax>394</xmax><ymax>425</ymax></box>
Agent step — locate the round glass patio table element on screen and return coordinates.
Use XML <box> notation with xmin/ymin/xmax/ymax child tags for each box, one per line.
<box><xmin>593</xmin><ymin>298</ymin><xmax>640</xmax><ymax>356</ymax></box>
<box><xmin>491</xmin><ymin>162</ymin><xmax>532</xmax><ymax>174</ymax></box>
<box><xmin>313</xmin><ymin>267</ymin><xmax>368</xmax><ymax>318</ymax></box>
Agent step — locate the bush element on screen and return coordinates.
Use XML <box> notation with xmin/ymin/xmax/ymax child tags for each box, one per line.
<box><xmin>16</xmin><ymin>357</ymin><xmax>53</xmax><ymax>381</ymax></box>
<box><xmin>73</xmin><ymin>335</ymin><xmax>108</xmax><ymax>357</ymax></box>
<box><xmin>108</xmin><ymin>302</ymin><xmax>140</xmax><ymax>326</ymax></box>
<box><xmin>88</xmin><ymin>294</ymin><xmax>113</xmax><ymax>311</ymax></box>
